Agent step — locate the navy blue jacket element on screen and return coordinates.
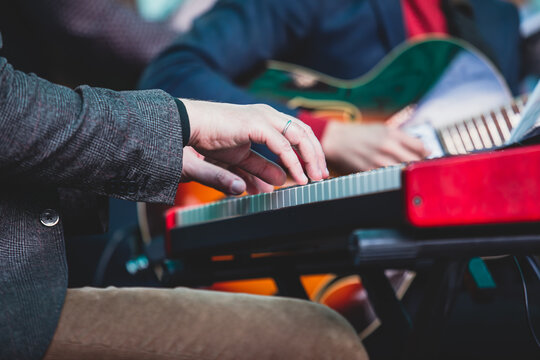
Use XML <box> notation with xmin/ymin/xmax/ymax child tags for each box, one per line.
<box><xmin>139</xmin><ymin>0</ymin><xmax>522</xmax><ymax>115</ymax></box>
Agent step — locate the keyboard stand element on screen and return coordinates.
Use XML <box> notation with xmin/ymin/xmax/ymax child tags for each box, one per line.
<box><xmin>162</xmin><ymin>227</ymin><xmax>540</xmax><ymax>359</ymax></box>
<box><xmin>358</xmin><ymin>267</ymin><xmax>412</xmax><ymax>357</ymax></box>
<box><xmin>273</xmin><ymin>261</ymin><xmax>310</xmax><ymax>299</ymax></box>
<box><xmin>351</xmin><ymin>229</ymin><xmax>540</xmax><ymax>360</ymax></box>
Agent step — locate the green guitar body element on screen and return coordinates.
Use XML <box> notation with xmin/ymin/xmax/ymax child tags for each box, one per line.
<box><xmin>248</xmin><ymin>37</ymin><xmax>495</xmax><ymax>121</ymax></box>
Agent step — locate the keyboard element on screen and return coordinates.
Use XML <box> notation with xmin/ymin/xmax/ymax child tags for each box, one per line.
<box><xmin>166</xmin><ymin>144</ymin><xmax>540</xmax><ymax>258</ymax></box>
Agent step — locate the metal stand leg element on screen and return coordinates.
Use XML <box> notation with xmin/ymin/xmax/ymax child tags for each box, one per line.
<box><xmin>361</xmin><ymin>268</ymin><xmax>412</xmax><ymax>357</ymax></box>
<box><xmin>274</xmin><ymin>270</ymin><xmax>309</xmax><ymax>299</ymax></box>
<box><xmin>403</xmin><ymin>260</ymin><xmax>466</xmax><ymax>360</ymax></box>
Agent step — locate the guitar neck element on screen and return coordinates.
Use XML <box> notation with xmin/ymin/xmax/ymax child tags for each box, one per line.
<box><xmin>436</xmin><ymin>97</ymin><xmax>526</xmax><ymax>155</ymax></box>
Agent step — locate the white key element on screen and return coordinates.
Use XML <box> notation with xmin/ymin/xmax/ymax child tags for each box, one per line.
<box><xmin>493</xmin><ymin>111</ymin><xmax>511</xmax><ymax>142</ymax></box>
<box><xmin>457</xmin><ymin>123</ymin><xmax>474</xmax><ymax>152</ymax></box>
<box><xmin>465</xmin><ymin>120</ymin><xmax>484</xmax><ymax>150</ymax></box>
<box><xmin>485</xmin><ymin>115</ymin><xmax>503</xmax><ymax>146</ymax></box>
<box><xmin>449</xmin><ymin>126</ymin><xmax>467</xmax><ymax>154</ymax></box>
<box><xmin>474</xmin><ymin>117</ymin><xmax>493</xmax><ymax>148</ymax></box>
<box><xmin>440</xmin><ymin>127</ymin><xmax>458</xmax><ymax>155</ymax></box>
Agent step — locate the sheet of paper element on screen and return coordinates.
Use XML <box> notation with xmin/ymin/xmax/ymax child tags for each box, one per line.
<box><xmin>404</xmin><ymin>123</ymin><xmax>445</xmax><ymax>158</ymax></box>
<box><xmin>507</xmin><ymin>81</ymin><xmax>540</xmax><ymax>144</ymax></box>
<box><xmin>407</xmin><ymin>50</ymin><xmax>512</xmax><ymax>129</ymax></box>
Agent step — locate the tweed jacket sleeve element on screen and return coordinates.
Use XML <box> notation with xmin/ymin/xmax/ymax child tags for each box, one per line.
<box><xmin>0</xmin><ymin>55</ymin><xmax>184</xmax><ymax>204</ymax></box>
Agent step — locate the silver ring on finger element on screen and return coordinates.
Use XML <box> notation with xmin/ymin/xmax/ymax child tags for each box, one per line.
<box><xmin>282</xmin><ymin>119</ymin><xmax>293</xmax><ymax>136</ymax></box>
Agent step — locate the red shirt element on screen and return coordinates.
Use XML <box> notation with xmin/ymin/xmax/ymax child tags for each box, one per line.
<box><xmin>402</xmin><ymin>0</ymin><xmax>448</xmax><ymax>39</ymax></box>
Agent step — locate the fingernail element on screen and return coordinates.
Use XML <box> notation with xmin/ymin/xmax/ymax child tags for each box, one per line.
<box><xmin>324</xmin><ymin>167</ymin><xmax>330</xmax><ymax>177</ymax></box>
<box><xmin>231</xmin><ymin>180</ymin><xmax>245</xmax><ymax>194</ymax></box>
<box><xmin>301</xmin><ymin>174</ymin><xmax>308</xmax><ymax>184</ymax></box>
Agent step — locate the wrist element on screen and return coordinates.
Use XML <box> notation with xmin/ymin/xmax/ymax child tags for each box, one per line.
<box><xmin>180</xmin><ymin>99</ymin><xmax>201</xmax><ymax>147</ymax></box>
<box><xmin>173</xmin><ymin>98</ymin><xmax>190</xmax><ymax>146</ymax></box>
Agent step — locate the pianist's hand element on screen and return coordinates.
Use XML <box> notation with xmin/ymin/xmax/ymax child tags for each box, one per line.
<box><xmin>322</xmin><ymin>122</ymin><xmax>429</xmax><ymax>173</ymax></box>
<box><xmin>181</xmin><ymin>146</ymin><xmax>275</xmax><ymax>195</ymax></box>
<box><xmin>182</xmin><ymin>100</ymin><xmax>328</xmax><ymax>193</ymax></box>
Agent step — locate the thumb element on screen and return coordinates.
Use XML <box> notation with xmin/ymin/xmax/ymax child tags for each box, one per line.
<box><xmin>182</xmin><ymin>155</ymin><xmax>246</xmax><ymax>195</ymax></box>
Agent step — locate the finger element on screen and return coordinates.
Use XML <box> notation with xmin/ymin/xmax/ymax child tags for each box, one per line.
<box><xmin>232</xmin><ymin>167</ymin><xmax>275</xmax><ymax>194</ymax></box>
<box><xmin>194</xmin><ymin>155</ymin><xmax>272</xmax><ymax>193</ymax></box>
<box><xmin>369</xmin><ymin>154</ymin><xmax>400</xmax><ymax>169</ymax></box>
<box><xmin>337</xmin><ymin>153</ymin><xmax>372</xmax><ymax>173</ymax></box>
<box><xmin>284</xmin><ymin>115</ymin><xmax>329</xmax><ymax>178</ymax></box>
<box><xmin>183</xmin><ymin>156</ymin><xmax>247</xmax><ymax>195</ymax></box>
<box><xmin>250</xmin><ymin>127</ymin><xmax>309</xmax><ymax>185</ymax></box>
<box><xmin>245</xmin><ymin>176</ymin><xmax>275</xmax><ymax>195</ymax></box>
<box><xmin>234</xmin><ymin>148</ymin><xmax>288</xmax><ymax>186</ymax></box>
<box><xmin>283</xmin><ymin>122</ymin><xmax>324</xmax><ymax>181</ymax></box>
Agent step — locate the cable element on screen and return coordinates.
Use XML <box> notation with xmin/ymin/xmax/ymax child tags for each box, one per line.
<box><xmin>92</xmin><ymin>227</ymin><xmax>133</xmax><ymax>287</ymax></box>
<box><xmin>526</xmin><ymin>256</ymin><xmax>540</xmax><ymax>281</ymax></box>
<box><xmin>513</xmin><ymin>256</ymin><xmax>540</xmax><ymax>349</ymax></box>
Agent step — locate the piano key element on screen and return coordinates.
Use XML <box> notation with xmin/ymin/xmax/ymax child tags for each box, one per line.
<box><xmin>175</xmin><ymin>164</ymin><xmax>405</xmax><ymax>227</ymax></box>
<box><xmin>348</xmin><ymin>172</ymin><xmax>353</xmax><ymax>197</ymax></box>
<box><xmin>484</xmin><ymin>115</ymin><xmax>503</xmax><ymax>146</ymax></box>
<box><xmin>474</xmin><ymin>116</ymin><xmax>493</xmax><ymax>149</ymax></box>
<box><xmin>449</xmin><ymin>126</ymin><xmax>467</xmax><ymax>154</ymax></box>
<box><xmin>492</xmin><ymin>111</ymin><xmax>511</xmax><ymax>142</ymax></box>
<box><xmin>303</xmin><ymin>183</ymin><xmax>309</xmax><ymax>204</ymax></box>
<box><xmin>295</xmin><ymin>186</ymin><xmax>301</xmax><ymax>206</ymax></box>
<box><xmin>322</xmin><ymin>180</ymin><xmax>329</xmax><ymax>201</ymax></box>
<box><xmin>465</xmin><ymin>120</ymin><xmax>484</xmax><ymax>150</ymax></box>
<box><xmin>500</xmin><ymin>107</ymin><xmax>516</xmax><ymax>132</ymax></box>
<box><xmin>283</xmin><ymin>188</ymin><xmax>291</xmax><ymax>208</ymax></box>
<box><xmin>457</xmin><ymin>123</ymin><xmax>474</xmax><ymax>152</ymax></box>
<box><xmin>354</xmin><ymin>172</ymin><xmax>360</xmax><ymax>195</ymax></box>
<box><xmin>508</xmin><ymin>110</ymin><xmax>521</xmax><ymax>129</ymax></box>
<box><xmin>315</xmin><ymin>182</ymin><xmax>322</xmax><ymax>201</ymax></box>
<box><xmin>439</xmin><ymin>127</ymin><xmax>458</xmax><ymax>155</ymax></box>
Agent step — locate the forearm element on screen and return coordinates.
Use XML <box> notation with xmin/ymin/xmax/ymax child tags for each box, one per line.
<box><xmin>139</xmin><ymin>0</ymin><xmax>320</xmax><ymax>114</ymax></box>
<box><xmin>139</xmin><ymin>52</ymin><xmax>294</xmax><ymax>116</ymax></box>
<box><xmin>0</xmin><ymin>57</ymin><xmax>183</xmax><ymax>204</ymax></box>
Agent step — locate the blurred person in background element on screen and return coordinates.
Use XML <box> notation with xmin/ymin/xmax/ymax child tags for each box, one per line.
<box><xmin>140</xmin><ymin>0</ymin><xmax>525</xmax><ymax>174</ymax></box>
<box><xmin>0</xmin><ymin>0</ymin><xmax>216</xmax><ymax>90</ymax></box>
<box><xmin>136</xmin><ymin>0</ymin><xmax>218</xmax><ymax>33</ymax></box>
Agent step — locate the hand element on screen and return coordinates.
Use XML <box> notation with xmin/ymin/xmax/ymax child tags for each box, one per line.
<box><xmin>182</xmin><ymin>100</ymin><xmax>328</xmax><ymax>192</ymax></box>
<box><xmin>181</xmin><ymin>146</ymin><xmax>274</xmax><ymax>195</ymax></box>
<box><xmin>321</xmin><ymin>122</ymin><xmax>429</xmax><ymax>173</ymax></box>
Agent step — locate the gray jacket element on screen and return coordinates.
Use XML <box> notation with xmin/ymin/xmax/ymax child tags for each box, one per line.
<box><xmin>0</xmin><ymin>35</ymin><xmax>185</xmax><ymax>358</ymax></box>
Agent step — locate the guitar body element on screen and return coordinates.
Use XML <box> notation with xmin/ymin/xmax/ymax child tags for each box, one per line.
<box><xmin>250</xmin><ymin>38</ymin><xmax>461</xmax><ymax>121</ymax></box>
<box><xmin>142</xmin><ymin>37</ymin><xmax>517</xmax><ymax>331</ymax></box>
<box><xmin>250</xmin><ymin>37</ymin><xmax>509</xmax><ymax>123</ymax></box>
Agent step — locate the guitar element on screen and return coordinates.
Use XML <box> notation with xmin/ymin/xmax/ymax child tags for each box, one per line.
<box><xmin>138</xmin><ymin>37</ymin><xmax>524</xmax><ymax>334</ymax></box>
<box><xmin>249</xmin><ymin>37</ymin><xmax>517</xmax><ymax>157</ymax></box>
